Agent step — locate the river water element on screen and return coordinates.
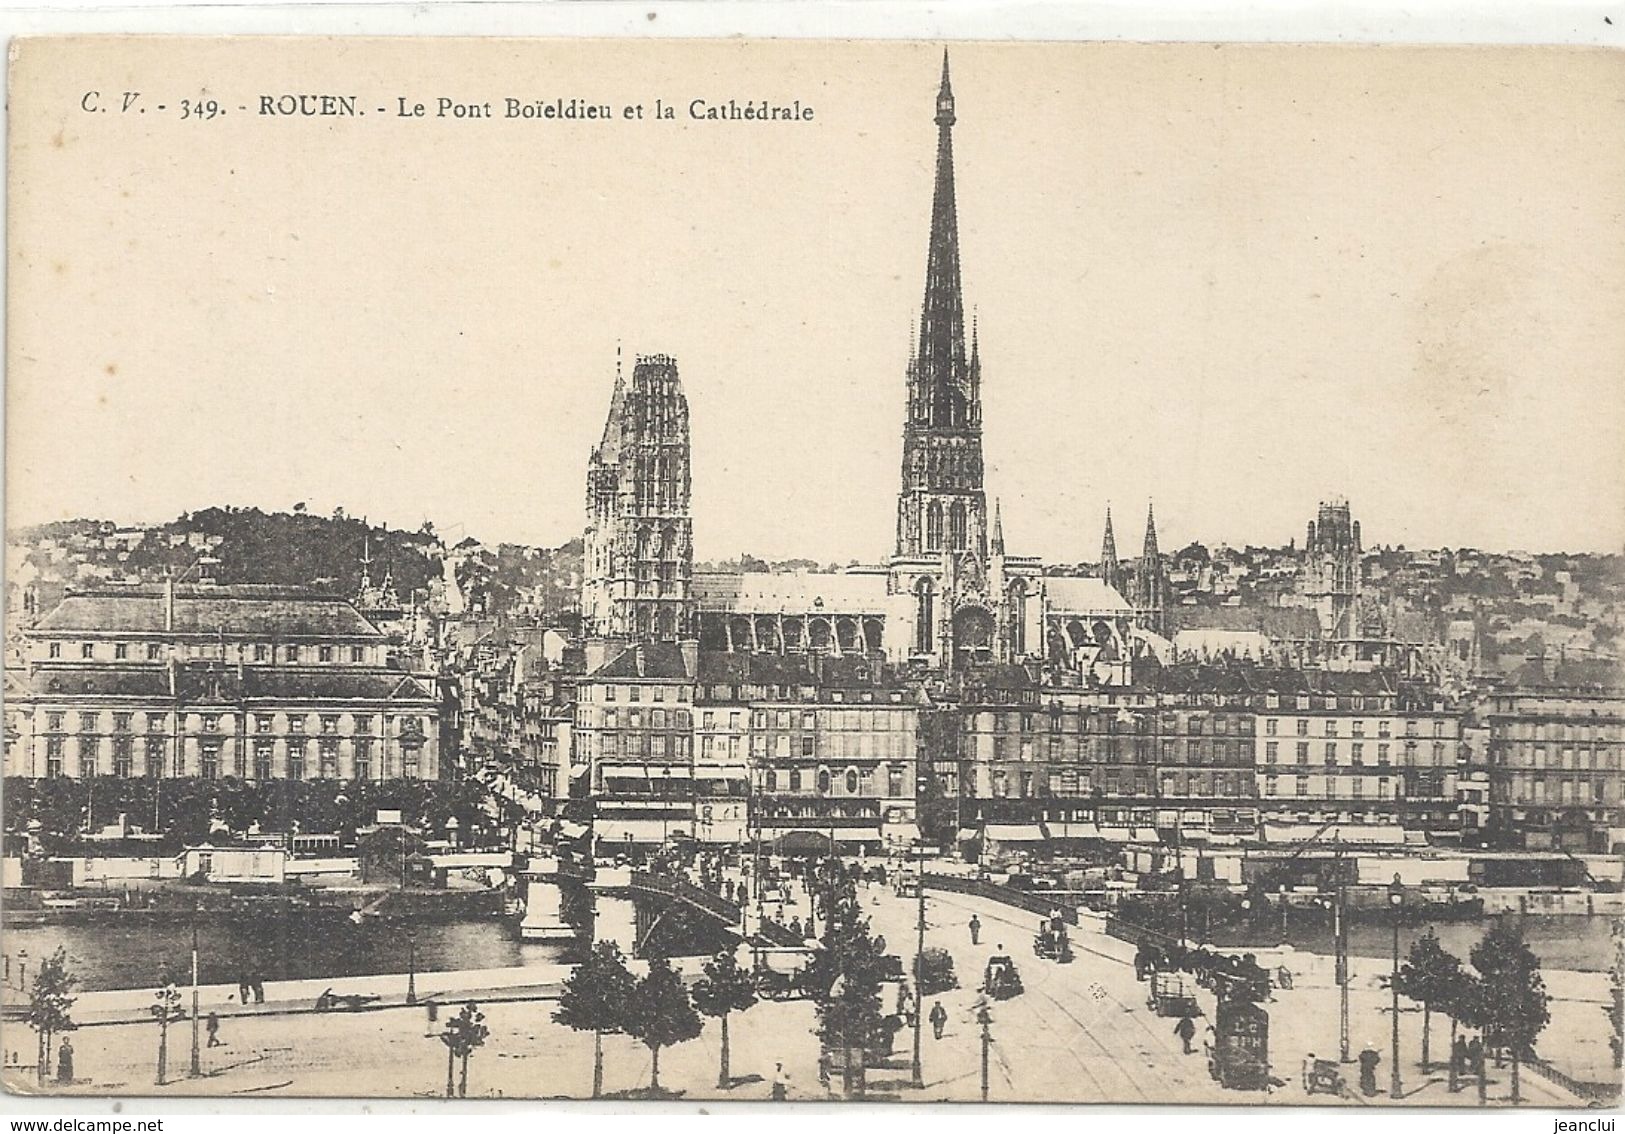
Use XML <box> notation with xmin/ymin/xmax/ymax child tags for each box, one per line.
<box><xmin>3</xmin><ymin>911</ymin><xmax>579</xmax><ymax>992</ymax></box>
<box><xmin>1157</xmin><ymin>913</ymin><xmax>1617</xmax><ymax>973</ymax></box>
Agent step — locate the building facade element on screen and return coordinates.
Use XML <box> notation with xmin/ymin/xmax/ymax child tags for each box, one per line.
<box><xmin>7</xmin><ymin>583</ymin><xmax>440</xmax><ymax>781</ymax></box>
<box><xmin>581</xmin><ymin>353</ymin><xmax>695</xmax><ymax>642</ymax></box>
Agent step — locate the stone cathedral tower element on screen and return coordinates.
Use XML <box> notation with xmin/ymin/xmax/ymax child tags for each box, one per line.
<box><xmin>581</xmin><ymin>353</ymin><xmax>695</xmax><ymax>641</ymax></box>
<box><xmin>895</xmin><ymin>53</ymin><xmax>987</xmax><ymax>562</ymax></box>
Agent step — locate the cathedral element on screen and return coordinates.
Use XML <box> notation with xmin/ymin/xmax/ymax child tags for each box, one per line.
<box><xmin>582</xmin><ymin>55</ymin><xmax>1147</xmax><ymax>684</ymax></box>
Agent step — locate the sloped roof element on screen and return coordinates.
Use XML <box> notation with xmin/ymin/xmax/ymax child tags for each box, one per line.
<box><xmin>34</xmin><ymin>585</ymin><xmax>382</xmax><ymax>639</ymax></box>
<box><xmin>29</xmin><ymin>666</ymin><xmax>173</xmax><ymax>697</ymax></box>
<box><xmin>589</xmin><ymin>642</ymin><xmax>692</xmax><ymax>681</ymax></box>
<box><xmin>1041</xmin><ymin>576</ymin><xmax>1133</xmax><ymax>615</ymax></box>
<box><xmin>691</xmin><ymin>571</ymin><xmax>889</xmax><ymax>614</ymax></box>
<box><xmin>24</xmin><ymin>664</ymin><xmax>434</xmax><ymax>703</ymax></box>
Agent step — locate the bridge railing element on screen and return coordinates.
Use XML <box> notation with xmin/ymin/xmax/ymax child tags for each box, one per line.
<box><xmin>921</xmin><ymin>872</ymin><xmax>1079</xmax><ymax>925</ymax></box>
<box><xmin>630</xmin><ymin>870</ymin><xmax>742</xmax><ymax>925</ymax></box>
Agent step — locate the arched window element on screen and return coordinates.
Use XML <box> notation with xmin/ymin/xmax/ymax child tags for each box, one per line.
<box><xmin>926</xmin><ymin>502</ymin><xmax>943</xmax><ymax>551</ymax></box>
<box><xmin>765</xmin><ymin>768</ymin><xmax>777</xmax><ymax>791</ymax></box>
<box><xmin>816</xmin><ymin>768</ymin><xmax>832</xmax><ymax>795</ymax></box>
<box><xmin>1008</xmin><ymin>579</ymin><xmax>1028</xmax><ymax>656</ymax></box>
<box><xmin>845</xmin><ymin>768</ymin><xmax>859</xmax><ymax>794</ymax></box>
<box><xmin>914</xmin><ymin>578</ymin><xmax>935</xmax><ymax>654</ymax></box>
<box><xmin>949</xmin><ymin>501</ymin><xmax>968</xmax><ymax>550</ymax></box>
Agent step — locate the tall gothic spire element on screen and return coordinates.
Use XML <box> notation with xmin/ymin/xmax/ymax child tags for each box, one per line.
<box><xmin>917</xmin><ymin>49</ymin><xmax>969</xmax><ymax>429</ymax></box>
<box><xmin>991</xmin><ymin>497</ymin><xmax>1005</xmax><ymax>555</ymax></box>
<box><xmin>1101</xmin><ymin>507</ymin><xmax>1122</xmax><ymax>592</ymax></box>
<box><xmin>1143</xmin><ymin>501</ymin><xmax>1160</xmax><ymax>561</ymax></box>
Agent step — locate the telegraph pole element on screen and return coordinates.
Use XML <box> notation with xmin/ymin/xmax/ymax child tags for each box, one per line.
<box><xmin>911</xmin><ymin>839</ymin><xmax>926</xmax><ymax>1088</ymax></box>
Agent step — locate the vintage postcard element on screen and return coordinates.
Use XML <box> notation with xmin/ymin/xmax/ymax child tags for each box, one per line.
<box><xmin>3</xmin><ymin>36</ymin><xmax>1622</xmax><ymax>1105</ymax></box>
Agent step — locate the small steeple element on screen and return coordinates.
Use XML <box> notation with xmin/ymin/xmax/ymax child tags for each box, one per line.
<box><xmin>1143</xmin><ymin>501</ymin><xmax>1160</xmax><ymax>561</ymax></box>
<box><xmin>1101</xmin><ymin>506</ymin><xmax>1122</xmax><ymax>592</ymax></box>
<box><xmin>991</xmin><ymin>497</ymin><xmax>1005</xmax><ymax>555</ymax></box>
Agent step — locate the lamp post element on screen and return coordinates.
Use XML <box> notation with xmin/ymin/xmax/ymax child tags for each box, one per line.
<box><xmin>188</xmin><ymin>903</ymin><xmax>201</xmax><ymax>1078</ymax></box>
<box><xmin>977</xmin><ymin>1002</ymin><xmax>993</xmax><ymax>1102</ymax></box>
<box><xmin>1388</xmin><ymin>873</ymin><xmax>1404</xmax><ymax>1099</ymax></box>
<box><xmin>17</xmin><ymin>949</ymin><xmax>27</xmax><ymax>993</ymax></box>
<box><xmin>1278</xmin><ymin>882</ymin><xmax>1289</xmax><ymax>942</ymax></box>
<box><xmin>406</xmin><ymin>927</ymin><xmax>418</xmax><ymax>1006</ymax></box>
<box><xmin>661</xmin><ymin>767</ymin><xmax>671</xmax><ymax>847</ymax></box>
<box><xmin>910</xmin><ymin>839</ymin><xmax>926</xmax><ymax>1089</ymax></box>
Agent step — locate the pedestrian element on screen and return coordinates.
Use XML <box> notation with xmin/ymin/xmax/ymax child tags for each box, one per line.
<box><xmin>1450</xmin><ymin>1035</ymin><xmax>1468</xmax><ymax>1091</ymax></box>
<box><xmin>929</xmin><ymin>1000</ymin><xmax>947</xmax><ymax>1040</ymax></box>
<box><xmin>237</xmin><ymin>970</ymin><xmax>251</xmax><ymax>1004</ymax></box>
<box><xmin>1174</xmin><ymin>1014</ymin><xmax>1196</xmax><ymax>1055</ymax></box>
<box><xmin>1358</xmin><ymin>1043</ymin><xmax>1380</xmax><ymax>1097</ymax></box>
<box><xmin>56</xmin><ymin>1037</ymin><xmax>74</xmax><ymax>1084</ymax></box>
<box><xmin>1302</xmin><ymin>1052</ymin><xmax>1317</xmax><ymax>1093</ymax></box>
<box><xmin>252</xmin><ymin>974</ymin><xmax>265</xmax><ymax>1004</ymax></box>
<box><xmin>1467</xmin><ymin>1036</ymin><xmax>1483</xmax><ymax>1084</ymax></box>
<box><xmin>969</xmin><ymin>914</ymin><xmax>981</xmax><ymax>945</ymax></box>
<box><xmin>771</xmin><ymin>1061</ymin><xmax>789</xmax><ymax>1101</ymax></box>
<box><xmin>206</xmin><ymin>1011</ymin><xmax>222</xmax><ymax>1048</ymax></box>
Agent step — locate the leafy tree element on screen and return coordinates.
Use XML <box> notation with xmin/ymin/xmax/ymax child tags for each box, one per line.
<box><xmin>1394</xmin><ymin>929</ymin><xmax>1464</xmax><ymax>1069</ymax></box>
<box><xmin>802</xmin><ymin>860</ymin><xmax>891</xmax><ymax>1098</ymax></box>
<box><xmin>25</xmin><ymin>947</ymin><xmax>77</xmax><ymax>1087</ymax></box>
<box><xmin>624</xmin><ymin>957</ymin><xmax>702</xmax><ymax>1095</ymax></box>
<box><xmin>554</xmin><ymin>940</ymin><xmax>636</xmax><ymax>1098</ymax></box>
<box><xmin>439</xmin><ymin>1001</ymin><xmax>490</xmax><ymax>1098</ymax></box>
<box><xmin>690</xmin><ymin>949</ymin><xmax>758</xmax><ymax>1090</ymax></box>
<box><xmin>1470</xmin><ymin>922</ymin><xmax>1551</xmax><ymax>1104</ymax></box>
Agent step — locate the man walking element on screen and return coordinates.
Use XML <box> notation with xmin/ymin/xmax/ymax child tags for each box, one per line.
<box><xmin>969</xmin><ymin>914</ymin><xmax>981</xmax><ymax>945</ymax></box>
<box><xmin>929</xmin><ymin>1000</ymin><xmax>948</xmax><ymax>1041</ymax></box>
<box><xmin>206</xmin><ymin>1011</ymin><xmax>223</xmax><ymax>1048</ymax></box>
<box><xmin>1174</xmin><ymin>1015</ymin><xmax>1196</xmax><ymax>1055</ymax></box>
<box><xmin>771</xmin><ymin>1061</ymin><xmax>790</xmax><ymax>1101</ymax></box>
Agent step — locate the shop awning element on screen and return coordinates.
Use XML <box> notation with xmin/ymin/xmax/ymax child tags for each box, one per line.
<box><xmin>693</xmin><ymin>766</ymin><xmax>749</xmax><ymax>781</ymax></box>
<box><xmin>568</xmin><ymin>763</ymin><xmax>590</xmax><ymax>779</ymax></box>
<box><xmin>557</xmin><ymin>820</ymin><xmax>590</xmax><ymax>840</ymax></box>
<box><xmin>984</xmin><ymin>824</ymin><xmax>1046</xmax><ymax>843</ymax></box>
<box><xmin>1095</xmin><ymin>827</ymin><xmax>1135</xmax><ymax>843</ymax></box>
<box><xmin>595</xmin><ymin>818</ymin><xmax>691</xmax><ymax>844</ymax></box>
<box><xmin>1046</xmin><ymin>822</ymin><xmax>1104</xmax><ymax>841</ymax></box>
<box><xmin>956</xmin><ymin>828</ymin><xmax>982</xmax><ymax>843</ymax></box>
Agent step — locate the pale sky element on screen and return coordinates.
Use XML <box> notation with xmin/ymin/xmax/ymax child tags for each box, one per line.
<box><xmin>10</xmin><ymin>39</ymin><xmax>1625</xmax><ymax>560</ymax></box>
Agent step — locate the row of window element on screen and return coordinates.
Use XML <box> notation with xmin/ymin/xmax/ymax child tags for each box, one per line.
<box><xmin>41</xmin><ymin>736</ymin><xmax>423</xmax><ymax>779</ymax></box>
<box><xmin>1264</xmin><ymin>717</ymin><xmax>1450</xmax><ymax>738</ymax></box>
<box><xmin>1263</xmin><ymin>740</ymin><xmax>1452</xmax><ymax>765</ymax></box>
<box><xmin>1495</xmin><ymin>744</ymin><xmax>1621</xmax><ymax>770</ymax></box>
<box><xmin>44</xmin><ymin>711</ymin><xmax>426</xmax><ymax>735</ymax></box>
<box><xmin>47</xmin><ymin>641</ymin><xmax>371</xmax><ymax>663</ymax></box>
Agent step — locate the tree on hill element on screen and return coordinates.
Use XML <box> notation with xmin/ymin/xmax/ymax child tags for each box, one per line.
<box><xmin>690</xmin><ymin>949</ymin><xmax>758</xmax><ymax>1090</ymax></box>
<box><xmin>553</xmin><ymin>940</ymin><xmax>635</xmax><ymax>1098</ymax></box>
<box><xmin>624</xmin><ymin>957</ymin><xmax>703</xmax><ymax>1096</ymax></box>
<box><xmin>1470</xmin><ymin>922</ymin><xmax>1551</xmax><ymax>1103</ymax></box>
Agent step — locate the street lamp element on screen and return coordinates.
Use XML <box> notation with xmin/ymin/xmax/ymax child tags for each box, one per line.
<box><xmin>1278</xmin><ymin>882</ymin><xmax>1289</xmax><ymax>942</ymax></box>
<box><xmin>910</xmin><ymin>838</ymin><xmax>926</xmax><ymax>1089</ymax></box>
<box><xmin>661</xmin><ymin>767</ymin><xmax>672</xmax><ymax>846</ymax></box>
<box><xmin>1388</xmin><ymin>873</ymin><xmax>1404</xmax><ymax>1099</ymax></box>
<box><xmin>976</xmin><ymin>1002</ymin><xmax>993</xmax><ymax>1102</ymax></box>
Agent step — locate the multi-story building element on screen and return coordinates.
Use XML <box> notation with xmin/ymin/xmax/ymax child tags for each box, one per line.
<box><xmin>1483</xmin><ymin>685</ymin><xmax>1623</xmax><ymax>852</ymax></box>
<box><xmin>1251</xmin><ymin>670</ymin><xmax>1460</xmax><ymax>833</ymax></box>
<box><xmin>6</xmin><ymin>582</ymin><xmax>440</xmax><ymax>781</ymax></box>
<box><xmin>574</xmin><ymin>641</ymin><xmax>699</xmax><ymax>849</ymax></box>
